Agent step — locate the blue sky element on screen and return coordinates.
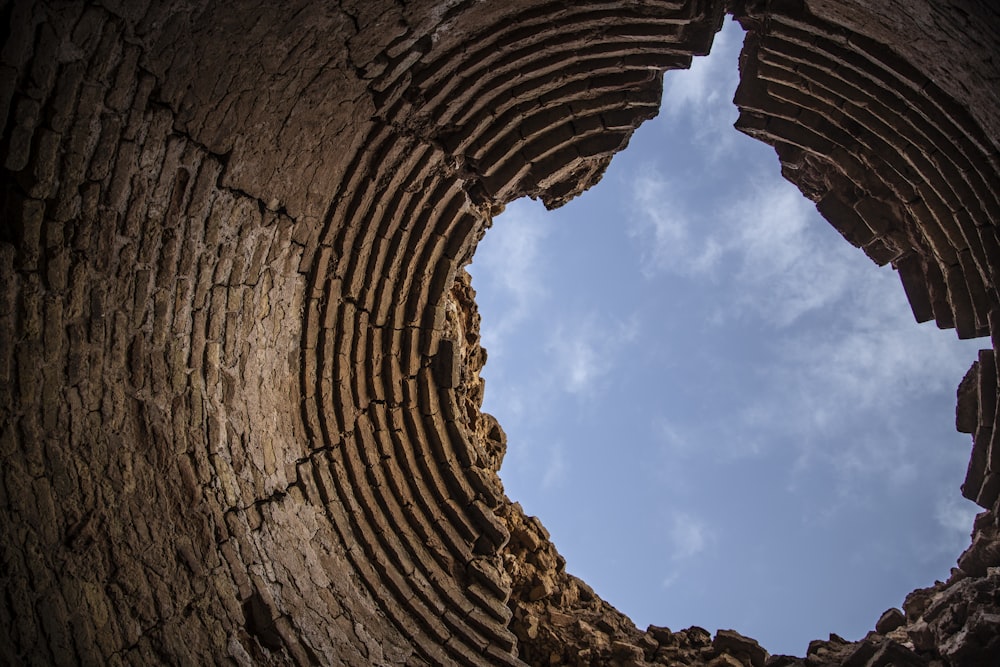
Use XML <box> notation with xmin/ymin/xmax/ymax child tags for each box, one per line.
<box><xmin>467</xmin><ymin>19</ymin><xmax>983</xmax><ymax>658</ymax></box>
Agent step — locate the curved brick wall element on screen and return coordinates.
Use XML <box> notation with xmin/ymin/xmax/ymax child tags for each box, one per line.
<box><xmin>0</xmin><ymin>1</ymin><xmax>997</xmax><ymax>665</ymax></box>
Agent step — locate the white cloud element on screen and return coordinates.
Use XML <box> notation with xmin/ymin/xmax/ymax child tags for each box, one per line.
<box><xmin>727</xmin><ymin>180</ymin><xmax>854</xmax><ymax>327</ymax></box>
<box><xmin>562</xmin><ymin>335</ymin><xmax>602</xmax><ymax>394</ymax></box>
<box><xmin>630</xmin><ymin>166</ymin><xmax>853</xmax><ymax>328</ymax></box>
<box><xmin>668</xmin><ymin>511</ymin><xmax>712</xmax><ymax>560</ymax></box>
<box><xmin>661</xmin><ymin>19</ymin><xmax>741</xmax><ymax>152</ymax></box>
<box><xmin>629</xmin><ymin>169</ymin><xmax>724</xmax><ymax>278</ymax></box>
<box><xmin>633</xmin><ymin>160</ymin><xmax>980</xmax><ymax>492</ymax></box>
<box><xmin>734</xmin><ymin>260</ymin><xmax>981</xmax><ymax>507</ymax></box>
<box><xmin>546</xmin><ymin>312</ymin><xmax>640</xmax><ymax>397</ymax></box>
<box><xmin>661</xmin><ymin>571</ymin><xmax>681</xmax><ymax>589</ymax></box>
<box><xmin>660</xmin><ymin>512</ymin><xmax>711</xmax><ymax>589</ymax></box>
<box><xmin>470</xmin><ymin>199</ymin><xmax>550</xmax><ymax>359</ymax></box>
<box><xmin>654</xmin><ymin>417</ymin><xmax>695</xmax><ymax>457</ymax></box>
<box><xmin>542</xmin><ymin>442</ymin><xmax>567</xmax><ymax>490</ymax></box>
<box><xmin>834</xmin><ymin>430</ymin><xmax>919</xmax><ymax>489</ymax></box>
<box><xmin>778</xmin><ymin>271</ymin><xmax>976</xmax><ymax>416</ymax></box>
<box><xmin>924</xmin><ymin>490</ymin><xmax>981</xmax><ymax>563</ymax></box>
<box><xmin>935</xmin><ymin>494</ymin><xmax>977</xmax><ymax>536</ymax></box>
<box><xmin>498</xmin><ymin>431</ymin><xmax>569</xmax><ymax>499</ymax></box>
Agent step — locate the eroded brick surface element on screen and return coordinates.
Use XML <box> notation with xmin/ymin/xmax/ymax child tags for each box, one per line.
<box><xmin>0</xmin><ymin>1</ymin><xmax>997</xmax><ymax>665</ymax></box>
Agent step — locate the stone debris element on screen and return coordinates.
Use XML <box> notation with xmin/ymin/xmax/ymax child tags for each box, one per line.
<box><xmin>714</xmin><ymin>629</ymin><xmax>768</xmax><ymax>667</ymax></box>
<box><xmin>875</xmin><ymin>608</ymin><xmax>906</xmax><ymax>635</ymax></box>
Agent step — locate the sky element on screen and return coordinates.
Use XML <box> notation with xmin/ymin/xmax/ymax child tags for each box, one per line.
<box><xmin>466</xmin><ymin>19</ymin><xmax>985</xmax><ymax>658</ymax></box>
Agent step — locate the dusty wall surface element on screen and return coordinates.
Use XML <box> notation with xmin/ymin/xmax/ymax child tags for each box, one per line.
<box><xmin>0</xmin><ymin>0</ymin><xmax>997</xmax><ymax>665</ymax></box>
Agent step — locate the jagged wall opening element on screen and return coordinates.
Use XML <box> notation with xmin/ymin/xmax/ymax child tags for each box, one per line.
<box><xmin>468</xmin><ymin>21</ymin><xmax>984</xmax><ymax>648</ymax></box>
<box><xmin>0</xmin><ymin>1</ymin><xmax>998</xmax><ymax>666</ymax></box>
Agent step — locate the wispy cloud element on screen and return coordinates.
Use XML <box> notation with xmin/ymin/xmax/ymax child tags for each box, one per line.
<box><xmin>670</xmin><ymin>511</ymin><xmax>711</xmax><ymax>559</ymax></box>
<box><xmin>630</xmin><ymin>171</ymin><xmax>722</xmax><ymax>278</ymax></box>
<box><xmin>470</xmin><ymin>199</ymin><xmax>550</xmax><ymax>360</ymax></box>
<box><xmin>769</xmin><ymin>268</ymin><xmax>977</xmax><ymax>451</ymax></box>
<box><xmin>630</xmin><ymin>168</ymin><xmax>854</xmax><ymax>328</ymax></box>
<box><xmin>935</xmin><ymin>493</ymin><xmax>977</xmax><ymax>537</ymax></box>
<box><xmin>560</xmin><ymin>334</ymin><xmax>603</xmax><ymax>394</ymax></box>
<box><xmin>546</xmin><ymin>312</ymin><xmax>640</xmax><ymax>397</ymax></box>
<box><xmin>922</xmin><ymin>488</ymin><xmax>981</xmax><ymax>563</ymax></box>
<box><xmin>662</xmin><ymin>511</ymin><xmax>713</xmax><ymax>588</ymax></box>
<box><xmin>542</xmin><ymin>441</ymin><xmax>566</xmax><ymax>490</ymax></box>
<box><xmin>654</xmin><ymin>417</ymin><xmax>696</xmax><ymax>457</ymax></box>
<box><xmin>660</xmin><ymin>19</ymin><xmax>741</xmax><ymax>152</ymax></box>
<box><xmin>729</xmin><ymin>263</ymin><xmax>977</xmax><ymax>491</ymax></box>
<box><xmin>726</xmin><ymin>180</ymin><xmax>854</xmax><ymax>327</ymax></box>
<box><xmin>797</xmin><ymin>319</ymin><xmax>969</xmax><ymax>408</ymax></box>
<box><xmin>498</xmin><ymin>431</ymin><xmax>568</xmax><ymax>496</ymax></box>
<box><xmin>633</xmin><ymin>150</ymin><xmax>979</xmax><ymax>500</ymax></box>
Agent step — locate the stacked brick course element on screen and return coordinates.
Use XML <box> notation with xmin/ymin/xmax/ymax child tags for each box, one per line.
<box><xmin>1</xmin><ymin>1</ymin><xmax>997</xmax><ymax>665</ymax></box>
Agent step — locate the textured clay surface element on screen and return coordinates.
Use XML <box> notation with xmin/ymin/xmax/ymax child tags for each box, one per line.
<box><xmin>1</xmin><ymin>0</ymin><xmax>998</xmax><ymax>665</ymax></box>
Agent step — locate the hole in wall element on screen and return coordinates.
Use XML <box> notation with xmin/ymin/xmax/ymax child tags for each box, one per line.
<box><xmin>467</xmin><ymin>20</ymin><xmax>983</xmax><ymax>657</ymax></box>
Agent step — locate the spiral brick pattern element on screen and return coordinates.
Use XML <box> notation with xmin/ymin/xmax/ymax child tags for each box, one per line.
<box><xmin>0</xmin><ymin>1</ymin><xmax>998</xmax><ymax>665</ymax></box>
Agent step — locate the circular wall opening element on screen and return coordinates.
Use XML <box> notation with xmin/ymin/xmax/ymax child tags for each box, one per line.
<box><xmin>470</xmin><ymin>18</ymin><xmax>982</xmax><ymax>657</ymax></box>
